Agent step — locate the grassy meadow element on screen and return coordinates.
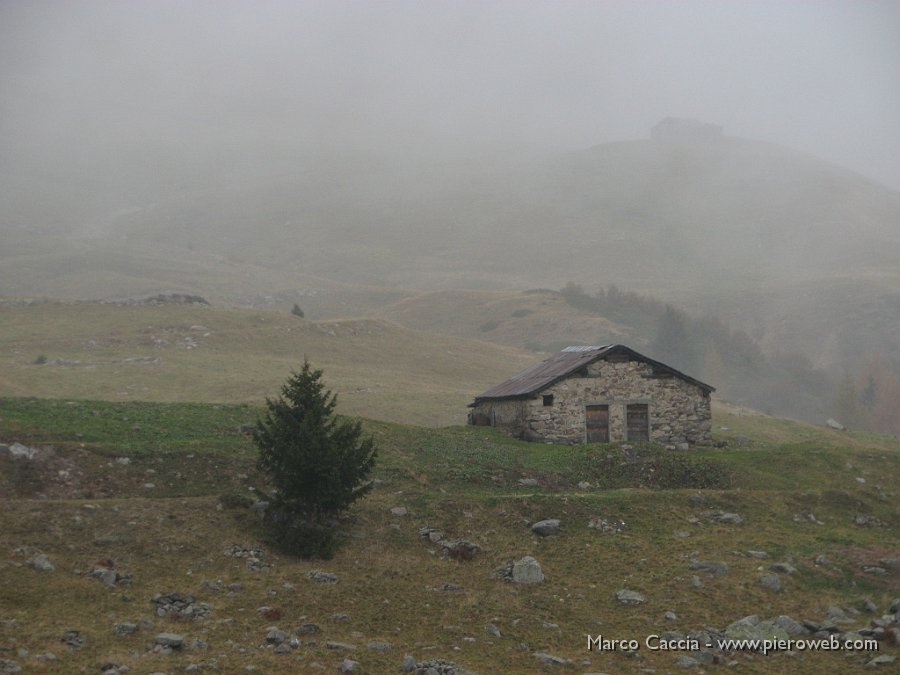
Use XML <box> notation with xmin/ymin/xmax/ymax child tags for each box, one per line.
<box><xmin>0</xmin><ymin>301</ymin><xmax>897</xmax><ymax>673</ymax></box>
<box><xmin>1</xmin><ymin>394</ymin><xmax>898</xmax><ymax>674</ymax></box>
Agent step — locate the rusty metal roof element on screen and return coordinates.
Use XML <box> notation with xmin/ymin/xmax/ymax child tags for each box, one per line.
<box><xmin>472</xmin><ymin>344</ymin><xmax>714</xmax><ymax>403</ymax></box>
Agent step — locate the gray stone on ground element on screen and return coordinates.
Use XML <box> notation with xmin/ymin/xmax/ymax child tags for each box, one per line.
<box><xmin>747</xmin><ymin>550</ymin><xmax>768</xmax><ymax>559</ymax></box>
<box><xmin>770</xmin><ymin>562</ymin><xmax>797</xmax><ymax>574</ymax></box>
<box><xmin>401</xmin><ymin>655</ymin><xmax>416</xmax><ymax>672</ymax></box>
<box><xmin>367</xmin><ymin>641</ymin><xmax>392</xmax><ymax>652</ymax></box>
<box><xmin>888</xmin><ymin>598</ymin><xmax>900</xmax><ymax>614</ymax></box>
<box><xmin>715</xmin><ymin>512</ymin><xmax>743</xmax><ymax>524</ymax></box>
<box><xmin>154</xmin><ymin>632</ymin><xmax>184</xmax><ymax>648</ymax></box>
<box><xmin>726</xmin><ymin>616</ymin><xmax>790</xmax><ymax>643</ymax></box>
<box><xmin>615</xmin><ymin>589</ymin><xmax>646</xmax><ymax>605</ymax></box>
<box><xmin>8</xmin><ymin>443</ymin><xmax>36</xmax><ymax>460</ymax></box>
<box><xmin>879</xmin><ymin>558</ymin><xmax>900</xmax><ymax>570</ymax></box>
<box><xmin>774</xmin><ymin>615</ymin><xmax>806</xmax><ymax>635</ymax></box>
<box><xmin>0</xmin><ymin>660</ymin><xmax>22</xmax><ymax>674</ymax></box>
<box><xmin>676</xmin><ymin>655</ymin><xmax>701</xmax><ymax>668</ymax></box>
<box><xmin>60</xmin><ymin>630</ymin><xmax>85</xmax><ymax>649</ymax></box>
<box><xmin>390</xmin><ymin>506</ymin><xmax>408</xmax><ymax>517</ymax></box>
<box><xmin>531</xmin><ymin>519</ymin><xmax>561</xmax><ymax>537</ymax></box>
<box><xmin>690</xmin><ymin>575</ymin><xmax>703</xmax><ymax>588</ymax></box>
<box><xmin>325</xmin><ymin>641</ymin><xmax>357</xmax><ymax>650</ymax></box>
<box><xmin>484</xmin><ymin>624</ymin><xmax>501</xmax><ymax>638</ymax></box>
<box><xmin>759</xmin><ymin>573</ymin><xmax>782</xmax><ymax>593</ymax></box>
<box><xmin>265</xmin><ymin>627</ymin><xmax>287</xmax><ymax>644</ymax></box>
<box><xmin>28</xmin><ymin>554</ymin><xmax>54</xmax><ymax>572</ymax></box>
<box><xmin>827</xmin><ymin>606</ymin><xmax>854</xmax><ymax>624</ymax></box>
<box><xmin>690</xmin><ymin>560</ymin><xmax>729</xmax><ymax>576</ymax></box>
<box><xmin>866</xmin><ymin>655</ymin><xmax>896</xmax><ymax>668</ymax></box>
<box><xmin>308</xmin><ymin>570</ymin><xmax>338</xmax><ymax>584</ymax></box>
<box><xmin>517</xmin><ymin>478</ymin><xmax>538</xmax><ymax>487</ymax></box>
<box><xmin>113</xmin><ymin>622</ymin><xmax>138</xmax><ymax>636</ymax></box>
<box><xmin>340</xmin><ymin>659</ymin><xmax>361</xmax><ymax>672</ymax></box>
<box><xmin>534</xmin><ymin>652</ymin><xmax>573</xmax><ymax>666</ymax></box>
<box><xmin>511</xmin><ymin>556</ymin><xmax>544</xmax><ymax>584</ymax></box>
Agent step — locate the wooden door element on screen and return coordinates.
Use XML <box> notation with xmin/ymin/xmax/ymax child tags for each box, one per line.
<box><xmin>626</xmin><ymin>403</ymin><xmax>649</xmax><ymax>441</ymax></box>
<box><xmin>585</xmin><ymin>405</ymin><xmax>609</xmax><ymax>443</ymax></box>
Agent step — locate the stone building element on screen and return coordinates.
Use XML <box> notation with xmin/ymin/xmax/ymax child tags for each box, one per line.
<box><xmin>468</xmin><ymin>345</ymin><xmax>714</xmax><ymax>445</ymax></box>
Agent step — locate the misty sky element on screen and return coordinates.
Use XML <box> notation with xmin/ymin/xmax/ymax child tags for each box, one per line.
<box><xmin>2</xmin><ymin>0</ymin><xmax>899</xmax><ymax>191</ymax></box>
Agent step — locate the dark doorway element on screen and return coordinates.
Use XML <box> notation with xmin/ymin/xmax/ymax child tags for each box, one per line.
<box><xmin>585</xmin><ymin>404</ymin><xmax>609</xmax><ymax>443</ymax></box>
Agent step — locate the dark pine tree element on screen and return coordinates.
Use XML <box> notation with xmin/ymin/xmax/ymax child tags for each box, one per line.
<box><xmin>255</xmin><ymin>360</ymin><xmax>376</xmax><ymax>557</ymax></box>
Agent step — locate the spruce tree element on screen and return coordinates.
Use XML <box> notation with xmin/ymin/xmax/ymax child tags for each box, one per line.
<box><xmin>255</xmin><ymin>360</ymin><xmax>376</xmax><ymax>556</ymax></box>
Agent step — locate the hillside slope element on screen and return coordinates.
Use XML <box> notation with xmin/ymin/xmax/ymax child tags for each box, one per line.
<box><xmin>0</xmin><ymin>302</ymin><xmax>537</xmax><ymax>426</ymax></box>
<box><xmin>0</xmin><ymin>399</ymin><xmax>897</xmax><ymax>674</ymax></box>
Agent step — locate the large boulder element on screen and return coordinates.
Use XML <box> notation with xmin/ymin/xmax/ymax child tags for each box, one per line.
<box><xmin>512</xmin><ymin>556</ymin><xmax>545</xmax><ymax>584</ymax></box>
<box><xmin>531</xmin><ymin>519</ymin><xmax>561</xmax><ymax>537</ymax></box>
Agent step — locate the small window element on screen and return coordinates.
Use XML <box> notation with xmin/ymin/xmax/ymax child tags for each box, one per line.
<box><xmin>542</xmin><ymin>394</ymin><xmax>554</xmax><ymax>406</ymax></box>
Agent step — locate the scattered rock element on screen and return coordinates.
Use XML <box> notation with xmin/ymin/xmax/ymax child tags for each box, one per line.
<box><xmin>826</xmin><ymin>418</ymin><xmax>845</xmax><ymax>430</ymax></box>
<box><xmin>511</xmin><ymin>556</ymin><xmax>544</xmax><ymax>584</ymax></box>
<box><xmin>390</xmin><ymin>506</ymin><xmax>408</xmax><ymax>517</ymax></box>
<box><xmin>773</xmin><ymin>615</ymin><xmax>806</xmax><ymax>635</ymax></box>
<box><xmin>401</xmin><ymin>655</ymin><xmax>417</xmax><ymax>672</ymax></box>
<box><xmin>530</xmin><ymin>519</ymin><xmax>561</xmax><ymax>537</ymax></box>
<box><xmin>714</xmin><ymin>512</ymin><xmax>743</xmax><ymax>524</ymax></box>
<box><xmin>325</xmin><ymin>641</ymin><xmax>357</xmax><ymax>651</ymax></box>
<box><xmin>855</xmin><ymin>514</ymin><xmax>884</xmax><ymax>527</ymax></box>
<box><xmin>60</xmin><ymin>630</ymin><xmax>86</xmax><ymax>650</ymax></box>
<box><xmin>866</xmin><ymin>655</ymin><xmax>896</xmax><ymax>667</ymax></box>
<box><xmin>690</xmin><ymin>575</ymin><xmax>703</xmax><ymax>588</ymax></box>
<box><xmin>7</xmin><ymin>443</ymin><xmax>36</xmax><ymax>460</ymax></box>
<box><xmin>664</xmin><ymin>611</ymin><xmax>677</xmax><ymax>621</ymax></box>
<box><xmin>577</xmin><ymin>481</ymin><xmax>592</xmax><ymax>489</ymax></box>
<box><xmin>587</xmin><ymin>516</ymin><xmax>626</xmax><ymax>534</ymax></box>
<box><xmin>746</xmin><ymin>550</ymin><xmax>768</xmax><ymax>559</ymax></box>
<box><xmin>484</xmin><ymin>623</ymin><xmax>501</xmax><ymax>638</ymax></box>
<box><xmin>759</xmin><ymin>573</ymin><xmax>782</xmax><ymax>593</ymax></box>
<box><xmin>308</xmin><ymin>570</ymin><xmax>338</xmax><ymax>584</ymax></box>
<box><xmin>675</xmin><ymin>655</ymin><xmax>701</xmax><ymax>668</ymax></box>
<box><xmin>265</xmin><ymin>628</ymin><xmax>287</xmax><ymax>644</ymax></box>
<box><xmin>769</xmin><ymin>562</ymin><xmax>797</xmax><ymax>574</ymax></box>
<box><xmin>615</xmin><ymin>589</ymin><xmax>646</xmax><ymax>605</ymax></box>
<box><xmin>152</xmin><ymin>592</ymin><xmax>212</xmax><ymax>619</ymax></box>
<box><xmin>155</xmin><ymin>632</ymin><xmax>184</xmax><ymax>648</ymax></box>
<box><xmin>367</xmin><ymin>641</ymin><xmax>392</xmax><ymax>652</ymax></box>
<box><xmin>443</xmin><ymin>540</ymin><xmax>479</xmax><ymax>561</ymax></box>
<box><xmin>113</xmin><ymin>623</ymin><xmax>139</xmax><ymax>636</ymax></box>
<box><xmin>534</xmin><ymin>652</ymin><xmax>573</xmax><ymax>666</ymax></box>
<box><xmin>297</xmin><ymin>623</ymin><xmax>321</xmax><ymax>635</ymax></box>
<box><xmin>28</xmin><ymin>553</ymin><xmax>54</xmax><ymax>572</ymax></box>
<box><xmin>0</xmin><ymin>660</ymin><xmax>22</xmax><ymax>674</ymax></box>
<box><xmin>725</xmin><ymin>616</ymin><xmax>789</xmax><ymax>643</ymax></box>
<box><xmin>517</xmin><ymin>478</ymin><xmax>539</xmax><ymax>487</ymax></box>
<box><xmin>340</xmin><ymin>659</ymin><xmax>361</xmax><ymax>673</ymax></box>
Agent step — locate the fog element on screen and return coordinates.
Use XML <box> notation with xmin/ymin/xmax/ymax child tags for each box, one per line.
<box><xmin>2</xmin><ymin>0</ymin><xmax>899</xmax><ymax>195</ymax></box>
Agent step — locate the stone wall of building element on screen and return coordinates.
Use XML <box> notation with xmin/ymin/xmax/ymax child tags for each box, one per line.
<box><xmin>471</xmin><ymin>356</ymin><xmax>712</xmax><ymax>446</ymax></box>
